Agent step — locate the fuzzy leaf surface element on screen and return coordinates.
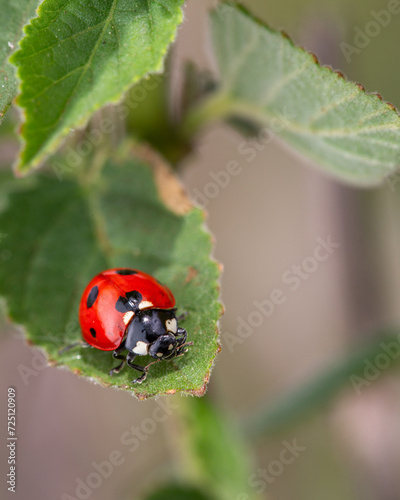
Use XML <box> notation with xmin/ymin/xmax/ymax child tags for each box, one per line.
<box><xmin>0</xmin><ymin>0</ymin><xmax>38</xmax><ymax>123</ymax></box>
<box><xmin>0</xmin><ymin>147</ymin><xmax>221</xmax><ymax>398</ymax></box>
<box><xmin>10</xmin><ymin>0</ymin><xmax>184</xmax><ymax>173</ymax></box>
<box><xmin>208</xmin><ymin>4</ymin><xmax>400</xmax><ymax>186</ymax></box>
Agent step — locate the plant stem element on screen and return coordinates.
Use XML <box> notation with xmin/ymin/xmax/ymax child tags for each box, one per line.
<box><xmin>181</xmin><ymin>92</ymin><xmax>235</xmax><ymax>139</ymax></box>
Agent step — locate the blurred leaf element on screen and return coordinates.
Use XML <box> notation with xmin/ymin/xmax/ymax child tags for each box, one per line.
<box><xmin>125</xmin><ymin>64</ymin><xmax>217</xmax><ymax>165</ymax></box>
<box><xmin>180</xmin><ymin>62</ymin><xmax>218</xmax><ymax>118</ymax></box>
<box><xmin>125</xmin><ymin>73</ymin><xmax>190</xmax><ymax>165</ymax></box>
<box><xmin>244</xmin><ymin>330</ymin><xmax>400</xmax><ymax>438</ymax></box>
<box><xmin>10</xmin><ymin>0</ymin><xmax>184</xmax><ymax>173</ymax></box>
<box><xmin>0</xmin><ymin>0</ymin><xmax>38</xmax><ymax>123</ymax></box>
<box><xmin>0</xmin><ymin>145</ymin><xmax>222</xmax><ymax>398</ymax></box>
<box><xmin>191</xmin><ymin>3</ymin><xmax>400</xmax><ymax>186</ymax></box>
<box><xmin>144</xmin><ymin>483</ymin><xmax>215</xmax><ymax>500</ymax></box>
<box><xmin>179</xmin><ymin>397</ymin><xmax>258</xmax><ymax>500</ymax></box>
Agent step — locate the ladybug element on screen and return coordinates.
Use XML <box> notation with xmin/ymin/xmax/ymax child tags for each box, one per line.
<box><xmin>65</xmin><ymin>268</ymin><xmax>191</xmax><ymax>384</ymax></box>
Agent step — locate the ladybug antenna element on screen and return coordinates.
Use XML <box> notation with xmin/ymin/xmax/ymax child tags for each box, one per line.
<box><xmin>177</xmin><ymin>340</ymin><xmax>194</xmax><ymax>353</ymax></box>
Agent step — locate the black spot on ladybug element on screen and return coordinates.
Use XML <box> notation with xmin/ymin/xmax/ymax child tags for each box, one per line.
<box><xmin>115</xmin><ymin>269</ymin><xmax>138</xmax><ymax>275</ymax></box>
<box><xmin>86</xmin><ymin>286</ymin><xmax>99</xmax><ymax>309</ymax></box>
<box><xmin>90</xmin><ymin>328</ymin><xmax>97</xmax><ymax>338</ymax></box>
<box><xmin>115</xmin><ymin>290</ymin><xmax>142</xmax><ymax>313</ymax></box>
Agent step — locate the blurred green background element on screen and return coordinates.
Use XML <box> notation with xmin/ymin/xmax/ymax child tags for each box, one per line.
<box><xmin>2</xmin><ymin>1</ymin><xmax>400</xmax><ymax>499</ymax></box>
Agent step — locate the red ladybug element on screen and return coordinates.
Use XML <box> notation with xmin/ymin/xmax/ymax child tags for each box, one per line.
<box><xmin>65</xmin><ymin>268</ymin><xmax>191</xmax><ymax>384</ymax></box>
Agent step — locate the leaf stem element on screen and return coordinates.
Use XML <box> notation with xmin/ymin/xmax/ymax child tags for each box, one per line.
<box><xmin>75</xmin><ymin>147</ymin><xmax>107</xmax><ymax>188</ymax></box>
<box><xmin>181</xmin><ymin>92</ymin><xmax>235</xmax><ymax>139</ymax></box>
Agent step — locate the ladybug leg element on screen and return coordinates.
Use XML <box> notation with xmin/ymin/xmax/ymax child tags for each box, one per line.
<box><xmin>110</xmin><ymin>340</ymin><xmax>127</xmax><ymax>376</ymax></box>
<box><xmin>176</xmin><ymin>311</ymin><xmax>188</xmax><ymax>322</ymax></box>
<box><xmin>175</xmin><ymin>328</ymin><xmax>193</xmax><ymax>353</ymax></box>
<box><xmin>176</xmin><ymin>327</ymin><xmax>187</xmax><ymax>344</ymax></box>
<box><xmin>59</xmin><ymin>341</ymin><xmax>91</xmax><ymax>355</ymax></box>
<box><xmin>110</xmin><ymin>352</ymin><xmax>126</xmax><ymax>376</ymax></box>
<box><xmin>126</xmin><ymin>352</ymin><xmax>160</xmax><ymax>384</ymax></box>
<box><xmin>173</xmin><ymin>328</ymin><xmax>193</xmax><ymax>356</ymax></box>
<box><xmin>174</xmin><ymin>342</ymin><xmax>194</xmax><ymax>358</ymax></box>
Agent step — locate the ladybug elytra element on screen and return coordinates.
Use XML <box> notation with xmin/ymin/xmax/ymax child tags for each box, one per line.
<box><xmin>63</xmin><ymin>268</ymin><xmax>191</xmax><ymax>384</ymax></box>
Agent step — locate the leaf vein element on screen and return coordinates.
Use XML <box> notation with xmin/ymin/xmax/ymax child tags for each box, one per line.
<box><xmin>39</xmin><ymin>0</ymin><xmax>119</xmax><ymax>136</ymax></box>
<box><xmin>307</xmin><ymin>90</ymin><xmax>359</xmax><ymax>125</ymax></box>
<box><xmin>260</xmin><ymin>59</ymin><xmax>313</xmax><ymax>107</ymax></box>
<box><xmin>15</xmin><ymin>20</ymin><xmax>109</xmax><ymax>61</ymax></box>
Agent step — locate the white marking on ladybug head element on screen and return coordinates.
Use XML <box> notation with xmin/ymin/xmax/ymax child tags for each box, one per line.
<box><xmin>156</xmin><ymin>352</ymin><xmax>163</xmax><ymax>358</ymax></box>
<box><xmin>132</xmin><ymin>341</ymin><xmax>149</xmax><ymax>356</ymax></box>
<box><xmin>165</xmin><ymin>318</ymin><xmax>177</xmax><ymax>334</ymax></box>
<box><xmin>168</xmin><ymin>344</ymin><xmax>174</xmax><ymax>350</ymax></box>
<box><xmin>123</xmin><ymin>311</ymin><xmax>135</xmax><ymax>326</ymax></box>
<box><xmin>139</xmin><ymin>300</ymin><xmax>153</xmax><ymax>310</ymax></box>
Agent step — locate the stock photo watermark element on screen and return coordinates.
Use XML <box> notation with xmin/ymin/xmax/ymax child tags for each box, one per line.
<box><xmin>192</xmin><ymin>106</ymin><xmax>296</xmax><ymax>208</ymax></box>
<box><xmin>17</xmin><ymin>348</ymin><xmax>48</xmax><ymax>386</ymax></box>
<box><xmin>248</xmin><ymin>440</ymin><xmax>306</xmax><ymax>494</ymax></box>
<box><xmin>13</xmin><ymin>323</ymin><xmax>184</xmax><ymax>499</ymax></box>
<box><xmin>222</xmin><ymin>235</ymin><xmax>341</xmax><ymax>353</ymax></box>
<box><xmin>16</xmin><ymin>321</ymin><xmax>79</xmax><ymax>386</ymax></box>
<box><xmin>51</xmin><ymin>74</ymin><xmax>164</xmax><ymax>181</ymax></box>
<box><xmin>349</xmin><ymin>335</ymin><xmax>400</xmax><ymax>395</ymax></box>
<box><xmin>233</xmin><ymin>439</ymin><xmax>306</xmax><ymax>500</ymax></box>
<box><xmin>340</xmin><ymin>0</ymin><xmax>400</xmax><ymax>63</ymax></box>
<box><xmin>6</xmin><ymin>387</ymin><xmax>17</xmax><ymax>493</ymax></box>
<box><xmin>61</xmin><ymin>397</ymin><xmax>180</xmax><ymax>500</ymax></box>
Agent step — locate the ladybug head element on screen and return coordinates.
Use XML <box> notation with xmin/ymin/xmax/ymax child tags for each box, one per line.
<box><xmin>124</xmin><ymin>309</ymin><xmax>185</xmax><ymax>359</ymax></box>
<box><xmin>149</xmin><ymin>333</ymin><xmax>178</xmax><ymax>360</ymax></box>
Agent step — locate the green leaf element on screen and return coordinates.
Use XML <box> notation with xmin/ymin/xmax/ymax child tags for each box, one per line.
<box><xmin>192</xmin><ymin>3</ymin><xmax>400</xmax><ymax>186</ymax></box>
<box><xmin>243</xmin><ymin>329</ymin><xmax>400</xmax><ymax>438</ymax></box>
<box><xmin>10</xmin><ymin>0</ymin><xmax>184</xmax><ymax>174</ymax></box>
<box><xmin>125</xmin><ymin>73</ymin><xmax>190</xmax><ymax>165</ymax></box>
<box><xmin>0</xmin><ymin>0</ymin><xmax>38</xmax><ymax>123</ymax></box>
<box><xmin>0</xmin><ymin>146</ymin><xmax>222</xmax><ymax>398</ymax></box>
<box><xmin>178</xmin><ymin>397</ymin><xmax>258</xmax><ymax>500</ymax></box>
